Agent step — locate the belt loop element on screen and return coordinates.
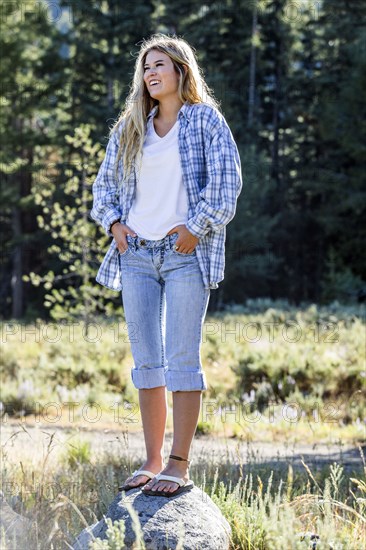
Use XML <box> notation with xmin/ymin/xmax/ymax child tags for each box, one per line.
<box><xmin>164</xmin><ymin>235</ymin><xmax>170</xmax><ymax>251</ymax></box>
<box><xmin>167</xmin><ymin>233</ymin><xmax>176</xmax><ymax>251</ymax></box>
<box><xmin>129</xmin><ymin>235</ymin><xmax>136</xmax><ymax>251</ymax></box>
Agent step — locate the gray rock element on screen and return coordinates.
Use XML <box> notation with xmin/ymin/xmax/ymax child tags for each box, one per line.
<box><xmin>73</xmin><ymin>486</ymin><xmax>231</xmax><ymax>549</ymax></box>
<box><xmin>0</xmin><ymin>491</ymin><xmax>36</xmax><ymax>549</ymax></box>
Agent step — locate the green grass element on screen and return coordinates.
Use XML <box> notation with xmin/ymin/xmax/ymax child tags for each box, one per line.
<box><xmin>0</xmin><ymin>300</ymin><xmax>365</xmax><ymax>547</ymax></box>
<box><xmin>1</xmin><ymin>300</ymin><xmax>364</xmax><ymax>443</ymax></box>
<box><xmin>0</xmin><ymin>428</ymin><xmax>365</xmax><ymax>549</ymax></box>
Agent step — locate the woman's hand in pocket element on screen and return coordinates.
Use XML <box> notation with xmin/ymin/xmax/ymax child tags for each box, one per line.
<box><xmin>112</xmin><ymin>223</ymin><xmax>137</xmax><ymax>254</ymax></box>
<box><xmin>167</xmin><ymin>224</ymin><xmax>199</xmax><ymax>254</ymax></box>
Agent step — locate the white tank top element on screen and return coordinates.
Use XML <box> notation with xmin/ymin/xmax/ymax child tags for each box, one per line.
<box><xmin>126</xmin><ymin>119</ymin><xmax>189</xmax><ymax>240</ymax></box>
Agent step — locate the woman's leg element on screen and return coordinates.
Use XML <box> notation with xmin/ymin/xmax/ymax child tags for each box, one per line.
<box><xmin>122</xmin><ymin>387</ymin><xmax>167</xmax><ymax>488</ymax></box>
<box><xmin>143</xmin><ymin>249</ymin><xmax>210</xmax><ymax>493</ymax></box>
<box><xmin>142</xmin><ymin>390</ymin><xmax>201</xmax><ymax>493</ymax></box>
<box><xmin>119</xmin><ymin>246</ymin><xmax>168</xmax><ymax>487</ymax></box>
<box><xmin>171</xmin><ymin>390</ymin><xmax>202</xmax><ymax>460</ymax></box>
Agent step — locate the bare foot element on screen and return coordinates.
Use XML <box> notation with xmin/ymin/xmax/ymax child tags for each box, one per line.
<box><xmin>120</xmin><ymin>459</ymin><xmax>165</xmax><ymax>489</ymax></box>
<box><xmin>142</xmin><ymin>457</ymin><xmax>190</xmax><ymax>494</ymax></box>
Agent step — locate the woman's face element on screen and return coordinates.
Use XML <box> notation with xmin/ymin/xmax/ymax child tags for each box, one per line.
<box><xmin>143</xmin><ymin>49</ymin><xmax>181</xmax><ymax>102</ymax></box>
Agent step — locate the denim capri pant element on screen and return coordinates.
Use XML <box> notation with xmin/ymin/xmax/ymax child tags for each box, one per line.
<box><xmin>118</xmin><ymin>232</ymin><xmax>210</xmax><ymax>392</ymax></box>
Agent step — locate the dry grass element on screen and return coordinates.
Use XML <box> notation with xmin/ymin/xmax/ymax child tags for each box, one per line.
<box><xmin>0</xmin><ymin>424</ymin><xmax>365</xmax><ymax>549</ymax></box>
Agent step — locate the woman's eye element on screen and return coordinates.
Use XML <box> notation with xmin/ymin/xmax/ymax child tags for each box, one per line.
<box><xmin>144</xmin><ymin>63</ymin><xmax>163</xmax><ymax>71</ymax></box>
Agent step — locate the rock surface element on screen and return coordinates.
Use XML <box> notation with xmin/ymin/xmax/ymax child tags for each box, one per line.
<box><xmin>73</xmin><ymin>486</ymin><xmax>231</xmax><ymax>550</ymax></box>
<box><xmin>0</xmin><ymin>491</ymin><xmax>36</xmax><ymax>549</ymax></box>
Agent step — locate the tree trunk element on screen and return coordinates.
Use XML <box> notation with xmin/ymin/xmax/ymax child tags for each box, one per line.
<box><xmin>248</xmin><ymin>4</ymin><xmax>258</xmax><ymax>128</ymax></box>
<box><xmin>81</xmin><ymin>158</ymin><xmax>91</xmax><ymax>331</ymax></box>
<box><xmin>11</xmin><ymin>204</ymin><xmax>23</xmax><ymax>319</ymax></box>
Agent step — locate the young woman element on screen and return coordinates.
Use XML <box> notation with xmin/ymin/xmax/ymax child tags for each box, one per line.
<box><xmin>91</xmin><ymin>34</ymin><xmax>242</xmax><ymax>498</ymax></box>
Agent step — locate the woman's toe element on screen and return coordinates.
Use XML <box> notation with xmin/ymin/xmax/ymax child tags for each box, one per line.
<box><xmin>142</xmin><ymin>479</ymin><xmax>155</xmax><ymax>490</ymax></box>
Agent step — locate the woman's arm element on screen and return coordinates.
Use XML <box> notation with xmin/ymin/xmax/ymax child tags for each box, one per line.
<box><xmin>186</xmin><ymin>117</ymin><xmax>243</xmax><ymax>239</ymax></box>
<box><xmin>90</xmin><ymin>130</ymin><xmax>122</xmax><ymax>236</ymax></box>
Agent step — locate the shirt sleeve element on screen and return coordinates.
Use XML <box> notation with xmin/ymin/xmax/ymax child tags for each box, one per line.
<box><xmin>185</xmin><ymin>117</ymin><xmax>243</xmax><ymax>239</ymax></box>
<box><xmin>90</xmin><ymin>129</ymin><xmax>122</xmax><ymax>236</ymax></box>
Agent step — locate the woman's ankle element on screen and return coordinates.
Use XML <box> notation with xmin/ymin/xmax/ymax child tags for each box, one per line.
<box><xmin>169</xmin><ymin>453</ymin><xmax>191</xmax><ymax>466</ymax></box>
<box><xmin>145</xmin><ymin>456</ymin><xmax>165</xmax><ymax>467</ymax></box>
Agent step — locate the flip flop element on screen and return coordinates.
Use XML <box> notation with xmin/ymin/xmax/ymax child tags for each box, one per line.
<box><xmin>142</xmin><ymin>474</ymin><xmax>194</xmax><ymax>498</ymax></box>
<box><xmin>118</xmin><ymin>469</ymin><xmax>157</xmax><ymax>492</ymax></box>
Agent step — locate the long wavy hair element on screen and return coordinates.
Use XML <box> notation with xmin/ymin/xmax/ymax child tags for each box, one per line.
<box><xmin>110</xmin><ymin>34</ymin><xmax>220</xmax><ymax>185</ymax></box>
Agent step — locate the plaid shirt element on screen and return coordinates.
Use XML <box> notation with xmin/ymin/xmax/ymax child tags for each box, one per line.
<box><xmin>90</xmin><ymin>102</ymin><xmax>243</xmax><ymax>291</ymax></box>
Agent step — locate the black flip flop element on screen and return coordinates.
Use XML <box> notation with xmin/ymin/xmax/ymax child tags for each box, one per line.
<box><xmin>118</xmin><ymin>469</ymin><xmax>157</xmax><ymax>492</ymax></box>
<box><xmin>143</xmin><ymin>474</ymin><xmax>194</xmax><ymax>498</ymax></box>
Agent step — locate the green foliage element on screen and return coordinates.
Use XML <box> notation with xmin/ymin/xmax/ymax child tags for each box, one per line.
<box><xmin>62</xmin><ymin>439</ymin><xmax>92</xmax><ymax>468</ymax></box>
<box><xmin>2</xmin><ymin>0</ymin><xmax>366</xmax><ymax>321</ymax></box>
<box><xmin>0</xmin><ymin>0</ymin><xmax>66</xmax><ymax>318</ymax></box>
<box><xmin>196</xmin><ymin>420</ymin><xmax>215</xmax><ymax>436</ymax></box>
<box><xmin>1</xmin><ymin>303</ymin><xmax>364</xmax><ymax>438</ymax></box>
<box><xmin>1</xmin><ymin>424</ymin><xmax>365</xmax><ymax>548</ymax></box>
<box><xmin>25</xmin><ymin>124</ymin><xmax>122</xmax><ymax>322</ymax></box>
<box><xmin>321</xmin><ymin>248</ymin><xmax>366</xmax><ymax>303</ymax></box>
<box><xmin>230</xmin><ymin>303</ymin><xmax>365</xmax><ymax>420</ymax></box>
<box><xmin>0</xmin><ymin>319</ymin><xmax>132</xmax><ymax>417</ymax></box>
<box><xmin>89</xmin><ymin>518</ymin><xmax>126</xmax><ymax>550</ymax></box>
<box><xmin>208</xmin><ymin>461</ymin><xmax>366</xmax><ymax>549</ymax></box>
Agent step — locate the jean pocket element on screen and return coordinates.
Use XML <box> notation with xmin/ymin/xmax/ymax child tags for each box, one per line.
<box><xmin>118</xmin><ymin>246</ymin><xmax>130</xmax><ymax>256</ymax></box>
<box><xmin>172</xmin><ymin>247</ymin><xmax>196</xmax><ymax>257</ymax></box>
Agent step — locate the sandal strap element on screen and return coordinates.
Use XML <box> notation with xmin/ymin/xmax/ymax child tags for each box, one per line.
<box><xmin>132</xmin><ymin>469</ymin><xmax>155</xmax><ymax>479</ymax></box>
<box><xmin>155</xmin><ymin>473</ymin><xmax>185</xmax><ymax>486</ymax></box>
<box><xmin>169</xmin><ymin>454</ymin><xmax>191</xmax><ymax>465</ymax></box>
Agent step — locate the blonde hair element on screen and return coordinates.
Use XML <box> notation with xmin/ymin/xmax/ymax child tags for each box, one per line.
<box><xmin>110</xmin><ymin>34</ymin><xmax>220</xmax><ymax>184</ymax></box>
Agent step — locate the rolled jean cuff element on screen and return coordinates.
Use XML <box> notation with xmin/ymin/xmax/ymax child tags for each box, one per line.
<box><xmin>165</xmin><ymin>370</ymin><xmax>207</xmax><ymax>392</ymax></box>
<box><xmin>131</xmin><ymin>366</ymin><xmax>167</xmax><ymax>389</ymax></box>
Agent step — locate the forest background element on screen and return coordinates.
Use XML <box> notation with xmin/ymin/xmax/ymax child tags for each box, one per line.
<box><xmin>1</xmin><ymin>4</ymin><xmax>365</xmax><ymax>546</ymax></box>
<box><xmin>1</xmin><ymin>0</ymin><xmax>366</xmax><ymax>321</ymax></box>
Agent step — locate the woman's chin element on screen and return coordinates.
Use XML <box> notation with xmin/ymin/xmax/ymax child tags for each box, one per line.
<box><xmin>149</xmin><ymin>92</ymin><xmax>161</xmax><ymax>101</ymax></box>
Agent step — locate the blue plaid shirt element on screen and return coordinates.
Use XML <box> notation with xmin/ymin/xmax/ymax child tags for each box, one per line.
<box><xmin>90</xmin><ymin>102</ymin><xmax>243</xmax><ymax>291</ymax></box>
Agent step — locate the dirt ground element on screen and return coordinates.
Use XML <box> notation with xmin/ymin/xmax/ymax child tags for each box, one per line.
<box><xmin>1</xmin><ymin>420</ymin><xmax>364</xmax><ymax>473</ymax></box>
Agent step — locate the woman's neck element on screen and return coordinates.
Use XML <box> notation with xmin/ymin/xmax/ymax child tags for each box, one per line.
<box><xmin>156</xmin><ymin>98</ymin><xmax>184</xmax><ymax>123</ymax></box>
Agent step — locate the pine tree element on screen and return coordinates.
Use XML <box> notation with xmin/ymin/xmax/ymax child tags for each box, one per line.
<box><xmin>158</xmin><ymin>1</ymin><xmax>280</xmax><ymax>305</ymax></box>
<box><xmin>58</xmin><ymin>0</ymin><xmax>156</xmax><ymax>132</ymax></box>
<box><xmin>25</xmin><ymin>125</ymin><xmax>122</xmax><ymax>326</ymax></box>
<box><xmin>0</xmin><ymin>0</ymin><xmax>66</xmax><ymax>318</ymax></box>
<box><xmin>314</xmin><ymin>0</ymin><xmax>366</xmax><ymax>301</ymax></box>
<box><xmin>3</xmin><ymin>0</ymin><xmax>366</xmax><ymax>316</ymax></box>
<box><xmin>23</xmin><ymin>0</ymin><xmax>156</xmax><ymax>319</ymax></box>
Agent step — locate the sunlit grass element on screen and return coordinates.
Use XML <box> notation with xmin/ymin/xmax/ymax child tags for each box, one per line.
<box><xmin>1</xmin><ymin>300</ymin><xmax>365</xmax><ymax>547</ymax></box>
<box><xmin>1</xmin><ymin>301</ymin><xmax>364</xmax><ymax>443</ymax></box>
<box><xmin>0</xmin><ymin>425</ymin><xmax>365</xmax><ymax>549</ymax></box>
